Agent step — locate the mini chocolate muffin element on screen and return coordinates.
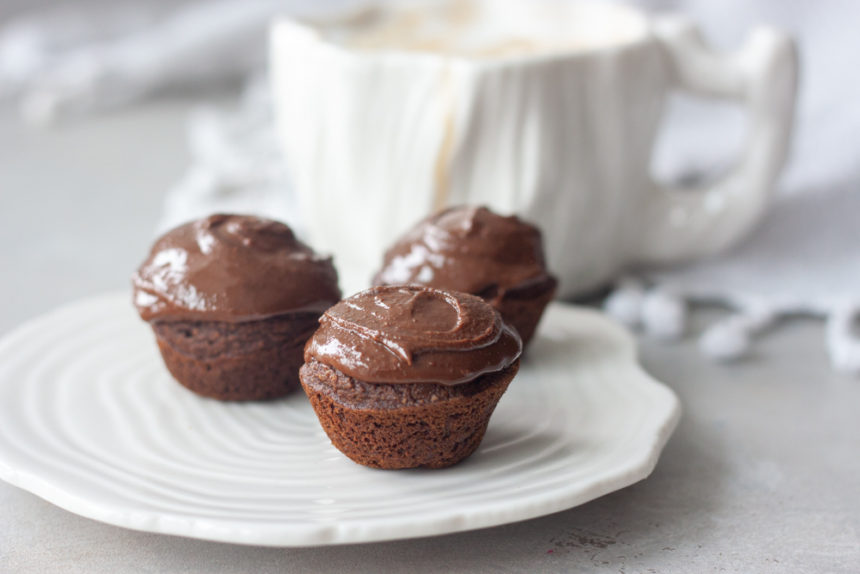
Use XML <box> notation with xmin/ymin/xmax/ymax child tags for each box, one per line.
<box><xmin>132</xmin><ymin>214</ymin><xmax>341</xmax><ymax>401</ymax></box>
<box><xmin>373</xmin><ymin>206</ymin><xmax>557</xmax><ymax>348</ymax></box>
<box><xmin>300</xmin><ymin>285</ymin><xmax>522</xmax><ymax>470</ymax></box>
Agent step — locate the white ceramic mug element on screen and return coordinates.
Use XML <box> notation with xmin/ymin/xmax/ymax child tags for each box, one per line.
<box><xmin>271</xmin><ymin>0</ymin><xmax>797</xmax><ymax>297</ymax></box>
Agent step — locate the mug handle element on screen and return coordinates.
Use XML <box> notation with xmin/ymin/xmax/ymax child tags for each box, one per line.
<box><xmin>635</xmin><ymin>17</ymin><xmax>798</xmax><ymax>264</ymax></box>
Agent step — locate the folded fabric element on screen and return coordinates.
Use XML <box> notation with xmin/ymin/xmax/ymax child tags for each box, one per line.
<box><xmin>605</xmin><ymin>185</ymin><xmax>860</xmax><ymax>374</ymax></box>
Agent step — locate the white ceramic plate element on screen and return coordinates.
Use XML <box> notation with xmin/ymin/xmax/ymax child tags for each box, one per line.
<box><xmin>0</xmin><ymin>293</ymin><xmax>679</xmax><ymax>547</ymax></box>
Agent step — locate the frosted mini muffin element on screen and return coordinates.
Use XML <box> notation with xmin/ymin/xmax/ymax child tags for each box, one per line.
<box><xmin>132</xmin><ymin>214</ymin><xmax>341</xmax><ymax>401</ymax></box>
<box><xmin>374</xmin><ymin>206</ymin><xmax>556</xmax><ymax>348</ymax></box>
<box><xmin>300</xmin><ymin>285</ymin><xmax>522</xmax><ymax>469</ymax></box>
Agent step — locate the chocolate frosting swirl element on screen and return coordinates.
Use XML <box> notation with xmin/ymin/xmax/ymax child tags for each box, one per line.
<box><xmin>132</xmin><ymin>214</ymin><xmax>341</xmax><ymax>322</ymax></box>
<box><xmin>373</xmin><ymin>206</ymin><xmax>553</xmax><ymax>301</ymax></box>
<box><xmin>305</xmin><ymin>285</ymin><xmax>522</xmax><ymax>385</ymax></box>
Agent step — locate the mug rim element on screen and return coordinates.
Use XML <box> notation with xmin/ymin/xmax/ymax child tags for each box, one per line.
<box><xmin>272</xmin><ymin>0</ymin><xmax>652</xmax><ymax>68</ymax></box>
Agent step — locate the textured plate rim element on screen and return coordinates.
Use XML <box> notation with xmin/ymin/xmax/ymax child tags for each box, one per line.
<box><xmin>0</xmin><ymin>293</ymin><xmax>680</xmax><ymax>547</ymax></box>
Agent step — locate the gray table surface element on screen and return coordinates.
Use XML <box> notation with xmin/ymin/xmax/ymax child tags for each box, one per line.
<box><xmin>1</xmin><ymin>100</ymin><xmax>858</xmax><ymax>574</ymax></box>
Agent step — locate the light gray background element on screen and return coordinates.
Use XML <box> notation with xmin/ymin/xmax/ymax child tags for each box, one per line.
<box><xmin>1</xmin><ymin>97</ymin><xmax>859</xmax><ymax>573</ymax></box>
<box><xmin>2</xmin><ymin>0</ymin><xmax>860</xmax><ymax>569</ymax></box>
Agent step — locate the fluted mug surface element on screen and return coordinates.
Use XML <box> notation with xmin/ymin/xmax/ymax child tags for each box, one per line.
<box><xmin>271</xmin><ymin>0</ymin><xmax>797</xmax><ymax>297</ymax></box>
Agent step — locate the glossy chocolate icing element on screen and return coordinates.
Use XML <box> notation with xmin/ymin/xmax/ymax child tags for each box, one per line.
<box><xmin>132</xmin><ymin>214</ymin><xmax>341</xmax><ymax>322</ymax></box>
<box><xmin>373</xmin><ymin>206</ymin><xmax>553</xmax><ymax>302</ymax></box>
<box><xmin>305</xmin><ymin>285</ymin><xmax>522</xmax><ymax>385</ymax></box>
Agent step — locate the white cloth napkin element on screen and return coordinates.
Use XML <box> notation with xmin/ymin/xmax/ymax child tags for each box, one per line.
<box><xmin>3</xmin><ymin>0</ymin><xmax>858</xmax><ymax>373</ymax></box>
<box><xmin>157</xmin><ymin>75</ymin><xmax>302</xmax><ymax>236</ymax></box>
<box><xmin>604</xmin><ymin>185</ymin><xmax>860</xmax><ymax>373</ymax></box>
